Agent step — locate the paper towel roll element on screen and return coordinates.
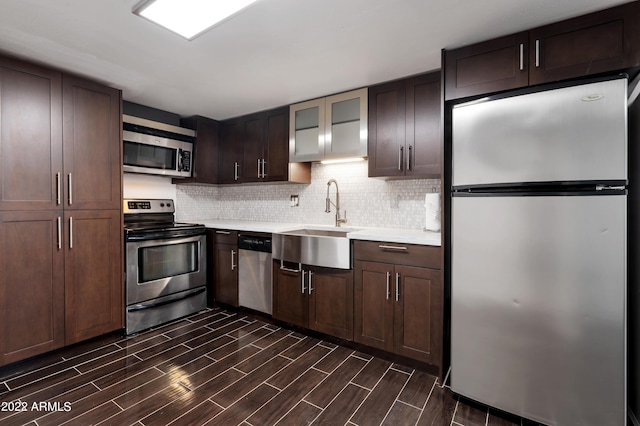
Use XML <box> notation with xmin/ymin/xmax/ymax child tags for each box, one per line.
<box><xmin>425</xmin><ymin>193</ymin><xmax>441</xmax><ymax>232</ymax></box>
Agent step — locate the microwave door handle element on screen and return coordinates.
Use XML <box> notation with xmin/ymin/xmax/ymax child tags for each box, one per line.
<box><xmin>178</xmin><ymin>149</ymin><xmax>183</xmax><ymax>171</ymax></box>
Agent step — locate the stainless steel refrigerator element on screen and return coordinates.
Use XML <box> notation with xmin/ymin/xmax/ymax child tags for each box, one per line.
<box><xmin>450</xmin><ymin>75</ymin><xmax>628</xmax><ymax>425</ymax></box>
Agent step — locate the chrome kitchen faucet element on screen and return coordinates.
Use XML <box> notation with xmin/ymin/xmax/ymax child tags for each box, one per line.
<box><xmin>325</xmin><ymin>179</ymin><xmax>347</xmax><ymax>227</ymax></box>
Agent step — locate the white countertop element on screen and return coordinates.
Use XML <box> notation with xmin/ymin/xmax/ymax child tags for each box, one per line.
<box><xmin>197</xmin><ymin>219</ymin><xmax>441</xmax><ymax>246</ymax></box>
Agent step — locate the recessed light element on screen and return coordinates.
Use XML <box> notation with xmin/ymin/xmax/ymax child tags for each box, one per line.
<box><xmin>133</xmin><ymin>0</ymin><xmax>259</xmax><ymax>40</ymax></box>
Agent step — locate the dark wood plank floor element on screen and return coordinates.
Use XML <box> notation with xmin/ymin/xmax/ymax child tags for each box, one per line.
<box><xmin>0</xmin><ymin>308</ymin><xmax>535</xmax><ymax>425</ymax></box>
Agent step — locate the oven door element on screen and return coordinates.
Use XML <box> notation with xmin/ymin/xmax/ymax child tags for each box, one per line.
<box><xmin>126</xmin><ymin>234</ymin><xmax>206</xmax><ymax>304</ymax></box>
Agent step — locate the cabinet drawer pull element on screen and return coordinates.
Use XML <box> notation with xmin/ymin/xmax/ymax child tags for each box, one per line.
<box><xmin>519</xmin><ymin>43</ymin><xmax>524</xmax><ymax>71</ymax></box>
<box><xmin>395</xmin><ymin>272</ymin><xmax>400</xmax><ymax>302</ymax></box>
<box><xmin>301</xmin><ymin>270</ymin><xmax>307</xmax><ymax>294</ymax></box>
<box><xmin>535</xmin><ymin>39</ymin><xmax>540</xmax><ymax>68</ymax></box>
<box><xmin>378</xmin><ymin>245</ymin><xmax>408</xmax><ymax>251</ymax></box>
<box><xmin>234</xmin><ymin>162</ymin><xmax>239</xmax><ymax>181</ymax></box>
<box><xmin>231</xmin><ymin>249</ymin><xmax>236</xmax><ymax>270</ymax></box>
<box><xmin>56</xmin><ymin>172</ymin><xmax>61</xmax><ymax>205</ymax></box>
<box><xmin>386</xmin><ymin>272</ymin><xmax>391</xmax><ymax>300</ymax></box>
<box><xmin>68</xmin><ymin>173</ymin><xmax>72</xmax><ymax>205</ymax></box>
<box><xmin>69</xmin><ymin>216</ymin><xmax>73</xmax><ymax>249</ymax></box>
<box><xmin>257</xmin><ymin>158</ymin><xmax>261</xmax><ymax>177</ymax></box>
<box><xmin>57</xmin><ymin>216</ymin><xmax>62</xmax><ymax>250</ymax></box>
<box><xmin>216</xmin><ymin>230</ymin><xmax>231</xmax><ymax>235</ymax></box>
<box><xmin>398</xmin><ymin>146</ymin><xmax>404</xmax><ymax>171</ymax></box>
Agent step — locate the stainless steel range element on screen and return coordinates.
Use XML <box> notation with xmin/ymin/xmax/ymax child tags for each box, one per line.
<box><xmin>124</xmin><ymin>199</ymin><xmax>206</xmax><ymax>335</ymax></box>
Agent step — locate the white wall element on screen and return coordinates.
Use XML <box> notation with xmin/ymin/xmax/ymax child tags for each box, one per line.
<box><xmin>176</xmin><ymin>161</ymin><xmax>440</xmax><ymax>230</ymax></box>
<box><xmin>123</xmin><ymin>173</ymin><xmax>176</xmax><ymax>201</ymax></box>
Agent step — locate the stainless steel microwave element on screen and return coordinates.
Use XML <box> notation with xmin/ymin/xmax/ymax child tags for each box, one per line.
<box><xmin>123</xmin><ymin>114</ymin><xmax>195</xmax><ymax>178</ymax></box>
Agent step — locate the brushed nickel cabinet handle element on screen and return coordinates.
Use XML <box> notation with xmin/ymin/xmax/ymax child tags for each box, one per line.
<box><xmin>395</xmin><ymin>272</ymin><xmax>400</xmax><ymax>302</ymax></box>
<box><xmin>386</xmin><ymin>271</ymin><xmax>391</xmax><ymax>300</ymax></box>
<box><xmin>308</xmin><ymin>271</ymin><xmax>313</xmax><ymax>294</ymax></box>
<box><xmin>234</xmin><ymin>162</ymin><xmax>239</xmax><ymax>181</ymax></box>
<box><xmin>231</xmin><ymin>250</ymin><xmax>236</xmax><ymax>271</ymax></box>
<box><xmin>378</xmin><ymin>245</ymin><xmax>408</xmax><ymax>251</ymax></box>
<box><xmin>56</xmin><ymin>172</ymin><xmax>61</xmax><ymax>205</ymax></box>
<box><xmin>519</xmin><ymin>43</ymin><xmax>524</xmax><ymax>71</ymax></box>
<box><xmin>257</xmin><ymin>158</ymin><xmax>261</xmax><ymax>177</ymax></box>
<box><xmin>407</xmin><ymin>145</ymin><xmax>412</xmax><ymax>171</ymax></box>
<box><xmin>68</xmin><ymin>173</ymin><xmax>72</xmax><ymax>205</ymax></box>
<box><xmin>69</xmin><ymin>217</ymin><xmax>73</xmax><ymax>249</ymax></box>
<box><xmin>301</xmin><ymin>270</ymin><xmax>307</xmax><ymax>294</ymax></box>
<box><xmin>57</xmin><ymin>216</ymin><xmax>62</xmax><ymax>250</ymax></box>
<box><xmin>535</xmin><ymin>39</ymin><xmax>540</xmax><ymax>68</ymax></box>
<box><xmin>398</xmin><ymin>146</ymin><xmax>404</xmax><ymax>171</ymax></box>
<box><xmin>262</xmin><ymin>159</ymin><xmax>267</xmax><ymax>178</ymax></box>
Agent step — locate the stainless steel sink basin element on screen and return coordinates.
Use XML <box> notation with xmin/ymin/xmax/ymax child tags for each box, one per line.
<box><xmin>272</xmin><ymin>227</ymin><xmax>358</xmax><ymax>269</ymax></box>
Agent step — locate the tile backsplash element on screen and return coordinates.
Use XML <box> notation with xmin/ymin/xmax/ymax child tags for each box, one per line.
<box><xmin>177</xmin><ymin>161</ymin><xmax>440</xmax><ymax>230</ymax></box>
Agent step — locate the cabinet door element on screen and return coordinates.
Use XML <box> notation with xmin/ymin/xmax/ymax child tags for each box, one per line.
<box><xmin>263</xmin><ymin>107</ymin><xmax>290</xmax><ymax>182</ymax></box>
<box><xmin>393</xmin><ymin>265</ymin><xmax>442</xmax><ymax>365</ymax></box>
<box><xmin>272</xmin><ymin>261</ymin><xmax>307</xmax><ymax>327</ymax></box>
<box><xmin>529</xmin><ymin>2</ymin><xmax>640</xmax><ymax>85</ymax></box>
<box><xmin>242</xmin><ymin>114</ymin><xmax>263</xmax><ymax>182</ymax></box>
<box><xmin>62</xmin><ymin>75</ymin><xmax>121</xmax><ymax>210</ymax></box>
<box><xmin>219</xmin><ymin>119</ymin><xmax>243</xmax><ymax>184</ymax></box>
<box><xmin>367</xmin><ymin>80</ymin><xmax>406</xmax><ymax>178</ymax></box>
<box><xmin>0</xmin><ymin>211</ymin><xmax>65</xmax><ymax>365</ymax></box>
<box><xmin>444</xmin><ymin>32</ymin><xmax>529</xmax><ymax>100</ymax></box>
<box><xmin>406</xmin><ymin>72</ymin><xmax>441</xmax><ymax>177</ymax></box>
<box><xmin>177</xmin><ymin>116</ymin><xmax>219</xmax><ymax>185</ymax></box>
<box><xmin>308</xmin><ymin>267</ymin><xmax>354</xmax><ymax>340</ymax></box>
<box><xmin>215</xmin><ymin>243</ymin><xmax>238</xmax><ymax>306</ymax></box>
<box><xmin>354</xmin><ymin>260</ymin><xmax>393</xmax><ymax>352</ymax></box>
<box><xmin>289</xmin><ymin>98</ymin><xmax>325</xmax><ymax>162</ymax></box>
<box><xmin>324</xmin><ymin>88</ymin><xmax>368</xmax><ymax>160</ymax></box>
<box><xmin>0</xmin><ymin>57</ymin><xmax>62</xmax><ymax>211</ymax></box>
<box><xmin>64</xmin><ymin>209</ymin><xmax>122</xmax><ymax>344</ymax></box>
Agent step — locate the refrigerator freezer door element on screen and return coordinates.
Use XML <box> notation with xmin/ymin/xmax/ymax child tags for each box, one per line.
<box><xmin>451</xmin><ymin>194</ymin><xmax>626</xmax><ymax>425</ymax></box>
<box><xmin>452</xmin><ymin>78</ymin><xmax>627</xmax><ymax>187</ymax></box>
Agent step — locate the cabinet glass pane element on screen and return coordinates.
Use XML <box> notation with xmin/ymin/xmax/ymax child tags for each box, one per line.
<box><xmin>332</xmin><ymin>98</ymin><xmax>360</xmax><ymax>124</ymax></box>
<box><xmin>330</xmin><ymin>121</ymin><xmax>360</xmax><ymax>153</ymax></box>
<box><xmin>294</xmin><ymin>128</ymin><xmax>320</xmax><ymax>155</ymax></box>
<box><xmin>295</xmin><ymin>107</ymin><xmax>319</xmax><ymax>130</ymax></box>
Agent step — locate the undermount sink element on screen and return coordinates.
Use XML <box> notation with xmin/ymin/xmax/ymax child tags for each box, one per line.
<box><xmin>272</xmin><ymin>227</ymin><xmax>359</xmax><ymax>269</ymax></box>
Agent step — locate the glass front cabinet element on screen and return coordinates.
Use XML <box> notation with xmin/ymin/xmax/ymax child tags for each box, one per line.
<box><xmin>289</xmin><ymin>88</ymin><xmax>367</xmax><ymax>162</ymax></box>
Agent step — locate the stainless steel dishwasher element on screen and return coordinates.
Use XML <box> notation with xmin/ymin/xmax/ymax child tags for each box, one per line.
<box><xmin>238</xmin><ymin>233</ymin><xmax>272</xmax><ymax>314</ymax></box>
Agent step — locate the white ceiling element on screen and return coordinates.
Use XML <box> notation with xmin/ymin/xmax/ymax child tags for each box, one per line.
<box><xmin>0</xmin><ymin>0</ymin><xmax>630</xmax><ymax>120</ymax></box>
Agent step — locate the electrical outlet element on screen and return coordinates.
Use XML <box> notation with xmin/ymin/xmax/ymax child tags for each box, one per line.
<box><xmin>290</xmin><ymin>195</ymin><xmax>299</xmax><ymax>207</ymax></box>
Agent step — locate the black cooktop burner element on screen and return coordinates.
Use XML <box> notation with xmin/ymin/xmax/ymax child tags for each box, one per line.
<box><xmin>123</xmin><ymin>199</ymin><xmax>205</xmax><ymax>241</ymax></box>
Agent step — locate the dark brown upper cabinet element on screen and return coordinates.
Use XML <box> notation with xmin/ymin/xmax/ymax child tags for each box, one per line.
<box><xmin>444</xmin><ymin>1</ymin><xmax>640</xmax><ymax>100</ymax></box>
<box><xmin>174</xmin><ymin>115</ymin><xmax>220</xmax><ymax>185</ymax></box>
<box><xmin>368</xmin><ymin>71</ymin><xmax>441</xmax><ymax>178</ymax></box>
<box><xmin>220</xmin><ymin>107</ymin><xmax>310</xmax><ymax>184</ymax></box>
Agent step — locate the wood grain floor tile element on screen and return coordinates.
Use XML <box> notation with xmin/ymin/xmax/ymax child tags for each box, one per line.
<box><xmin>248</xmin><ymin>369</ymin><xmax>327</xmax><ymax>425</ymax></box>
<box><xmin>381</xmin><ymin>401</ymin><xmax>423</xmax><ymax>426</ymax></box>
<box><xmin>350</xmin><ymin>367</ymin><xmax>410</xmax><ymax>425</ymax></box>
<box><xmin>305</xmin><ymin>355</ymin><xmax>367</xmax><ymax>408</ymax></box>
<box><xmin>311</xmin><ymin>383</ymin><xmax>370</xmax><ymax>425</ymax></box>
<box><xmin>274</xmin><ymin>401</ymin><xmax>322</xmax><ymax>426</ymax></box>
<box><xmin>455</xmin><ymin>397</ymin><xmax>489</xmax><ymax>426</ymax></box>
<box><xmin>488</xmin><ymin>407</ymin><xmax>523</xmax><ymax>426</ymax></box>
<box><xmin>0</xmin><ymin>308</ymin><xmax>468</xmax><ymax>426</ymax></box>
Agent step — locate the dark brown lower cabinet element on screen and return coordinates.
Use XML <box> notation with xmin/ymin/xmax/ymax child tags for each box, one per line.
<box><xmin>0</xmin><ymin>211</ymin><xmax>65</xmax><ymax>365</ymax></box>
<box><xmin>354</xmin><ymin>241</ymin><xmax>443</xmax><ymax>370</ymax></box>
<box><xmin>212</xmin><ymin>230</ymin><xmax>238</xmax><ymax>307</ymax></box>
<box><xmin>64</xmin><ymin>210</ymin><xmax>122</xmax><ymax>345</ymax></box>
<box><xmin>272</xmin><ymin>261</ymin><xmax>353</xmax><ymax>340</ymax></box>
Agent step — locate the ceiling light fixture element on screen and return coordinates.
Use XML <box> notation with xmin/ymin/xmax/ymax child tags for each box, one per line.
<box><xmin>133</xmin><ymin>0</ymin><xmax>259</xmax><ymax>40</ymax></box>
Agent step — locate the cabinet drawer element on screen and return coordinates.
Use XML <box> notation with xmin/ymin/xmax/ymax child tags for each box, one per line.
<box><xmin>353</xmin><ymin>240</ymin><xmax>441</xmax><ymax>269</ymax></box>
<box><xmin>212</xmin><ymin>229</ymin><xmax>238</xmax><ymax>245</ymax></box>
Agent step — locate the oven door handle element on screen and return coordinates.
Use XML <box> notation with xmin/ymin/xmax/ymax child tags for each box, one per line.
<box><xmin>127</xmin><ymin>287</ymin><xmax>206</xmax><ymax>312</ymax></box>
